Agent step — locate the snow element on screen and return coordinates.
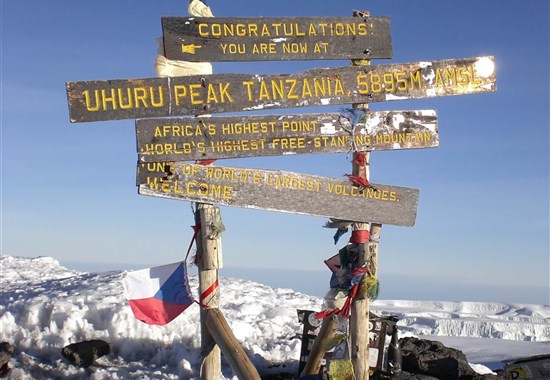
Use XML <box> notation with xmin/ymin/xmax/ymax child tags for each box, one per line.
<box><xmin>1</xmin><ymin>255</ymin><xmax>549</xmax><ymax>379</ymax></box>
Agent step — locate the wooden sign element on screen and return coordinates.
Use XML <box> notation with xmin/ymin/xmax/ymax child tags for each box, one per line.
<box><xmin>66</xmin><ymin>56</ymin><xmax>495</xmax><ymax>123</ymax></box>
<box><xmin>161</xmin><ymin>16</ymin><xmax>393</xmax><ymax>61</ymax></box>
<box><xmin>136</xmin><ymin>110</ymin><xmax>438</xmax><ymax>162</ymax></box>
<box><xmin>137</xmin><ymin>162</ymin><xmax>419</xmax><ymax>226</ymax></box>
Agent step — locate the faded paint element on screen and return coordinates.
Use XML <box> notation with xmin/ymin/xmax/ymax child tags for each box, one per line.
<box><xmin>320</xmin><ymin>122</ymin><xmax>337</xmax><ymax>134</ymax></box>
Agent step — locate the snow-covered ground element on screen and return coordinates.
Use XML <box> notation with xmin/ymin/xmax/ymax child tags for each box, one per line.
<box><xmin>1</xmin><ymin>255</ymin><xmax>548</xmax><ymax>379</ymax></box>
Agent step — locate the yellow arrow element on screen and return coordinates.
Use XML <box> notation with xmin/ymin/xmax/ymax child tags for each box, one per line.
<box><xmin>181</xmin><ymin>44</ymin><xmax>202</xmax><ymax>54</ymax></box>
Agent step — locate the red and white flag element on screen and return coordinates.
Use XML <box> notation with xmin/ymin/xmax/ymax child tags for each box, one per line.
<box><xmin>123</xmin><ymin>262</ymin><xmax>194</xmax><ymax>325</ymax></box>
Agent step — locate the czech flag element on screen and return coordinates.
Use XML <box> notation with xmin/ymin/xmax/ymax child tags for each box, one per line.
<box><xmin>123</xmin><ymin>262</ymin><xmax>195</xmax><ymax>325</ymax></box>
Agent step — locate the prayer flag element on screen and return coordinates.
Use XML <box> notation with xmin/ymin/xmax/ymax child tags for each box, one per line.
<box><xmin>123</xmin><ymin>262</ymin><xmax>194</xmax><ymax>325</ymax></box>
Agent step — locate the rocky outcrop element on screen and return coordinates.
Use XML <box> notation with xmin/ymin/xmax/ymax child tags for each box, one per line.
<box><xmin>398</xmin><ymin>337</ymin><xmax>504</xmax><ymax>380</ymax></box>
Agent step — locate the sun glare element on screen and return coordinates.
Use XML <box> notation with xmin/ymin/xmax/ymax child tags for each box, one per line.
<box><xmin>474</xmin><ymin>57</ymin><xmax>495</xmax><ymax>78</ymax></box>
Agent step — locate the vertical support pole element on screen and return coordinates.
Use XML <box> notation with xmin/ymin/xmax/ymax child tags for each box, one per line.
<box><xmin>350</xmin><ymin>9</ymin><xmax>373</xmax><ymax>380</ymax></box>
<box><xmin>349</xmin><ymin>153</ymin><xmax>371</xmax><ymax>380</ymax></box>
<box><xmin>195</xmin><ymin>203</ymin><xmax>222</xmax><ymax>380</ymax></box>
<box><xmin>300</xmin><ymin>316</ymin><xmax>337</xmax><ymax>377</ymax></box>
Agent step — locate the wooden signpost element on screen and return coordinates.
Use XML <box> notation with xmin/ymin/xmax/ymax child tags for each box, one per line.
<box><xmin>161</xmin><ymin>16</ymin><xmax>393</xmax><ymax>61</ymax></box>
<box><xmin>66</xmin><ymin>56</ymin><xmax>495</xmax><ymax>122</ymax></box>
<box><xmin>65</xmin><ymin>5</ymin><xmax>497</xmax><ymax>379</ymax></box>
<box><xmin>137</xmin><ymin>162</ymin><xmax>419</xmax><ymax>227</ymax></box>
<box><xmin>136</xmin><ymin>110</ymin><xmax>438</xmax><ymax>162</ymax></box>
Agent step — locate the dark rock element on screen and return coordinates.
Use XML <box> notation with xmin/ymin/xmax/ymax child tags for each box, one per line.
<box><xmin>399</xmin><ymin>337</ymin><xmax>504</xmax><ymax>380</ymax></box>
<box><xmin>0</xmin><ymin>342</ymin><xmax>14</xmax><ymax>377</ymax></box>
<box><xmin>62</xmin><ymin>339</ymin><xmax>111</xmax><ymax>368</ymax></box>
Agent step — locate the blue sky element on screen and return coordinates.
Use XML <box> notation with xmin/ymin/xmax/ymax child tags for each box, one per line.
<box><xmin>2</xmin><ymin>0</ymin><xmax>548</xmax><ymax>304</ymax></box>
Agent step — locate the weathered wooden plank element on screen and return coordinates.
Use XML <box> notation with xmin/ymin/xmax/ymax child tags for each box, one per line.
<box><xmin>136</xmin><ymin>162</ymin><xmax>419</xmax><ymax>226</ymax></box>
<box><xmin>162</xmin><ymin>16</ymin><xmax>392</xmax><ymax>61</ymax></box>
<box><xmin>67</xmin><ymin>56</ymin><xmax>495</xmax><ymax>123</ymax></box>
<box><xmin>136</xmin><ymin>110</ymin><xmax>438</xmax><ymax>162</ymax></box>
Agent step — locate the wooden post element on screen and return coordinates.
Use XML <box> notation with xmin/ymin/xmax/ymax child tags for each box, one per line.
<box><xmin>195</xmin><ymin>203</ymin><xmax>222</xmax><ymax>380</ymax></box>
<box><xmin>349</xmin><ymin>153</ymin><xmax>372</xmax><ymax>380</ymax></box>
<box><xmin>349</xmin><ymin>9</ymin><xmax>375</xmax><ymax>380</ymax></box>
<box><xmin>300</xmin><ymin>316</ymin><xmax>337</xmax><ymax>377</ymax></box>
<box><xmin>205</xmin><ymin>308</ymin><xmax>261</xmax><ymax>380</ymax></box>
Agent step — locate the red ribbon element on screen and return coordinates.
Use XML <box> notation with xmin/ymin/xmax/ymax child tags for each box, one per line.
<box><xmin>353</xmin><ymin>152</ymin><xmax>367</xmax><ymax>167</ymax></box>
<box><xmin>350</xmin><ymin>230</ymin><xmax>370</xmax><ymax>244</ymax></box>
<box><xmin>345</xmin><ymin>174</ymin><xmax>370</xmax><ymax>189</ymax></box>
<box><xmin>198</xmin><ymin>279</ymin><xmax>219</xmax><ymax>309</ymax></box>
<box><xmin>339</xmin><ymin>284</ymin><xmax>359</xmax><ymax>317</ymax></box>
<box><xmin>196</xmin><ymin>159</ymin><xmax>216</xmax><ymax>166</ymax></box>
<box><xmin>185</xmin><ymin>224</ymin><xmax>201</xmax><ymax>262</ymax></box>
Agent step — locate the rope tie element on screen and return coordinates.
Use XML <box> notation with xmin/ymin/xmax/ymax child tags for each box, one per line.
<box><xmin>349</xmin><ymin>229</ymin><xmax>370</xmax><ymax>244</ymax></box>
<box><xmin>353</xmin><ymin>151</ymin><xmax>367</xmax><ymax>167</ymax></box>
<box><xmin>197</xmin><ymin>279</ymin><xmax>219</xmax><ymax>309</ymax></box>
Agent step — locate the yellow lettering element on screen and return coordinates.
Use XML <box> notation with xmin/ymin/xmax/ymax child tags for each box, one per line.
<box><xmin>308</xmin><ymin>23</ymin><xmax>317</xmax><ymax>35</ymax></box>
<box><xmin>383</xmin><ymin>73</ymin><xmax>395</xmax><ymax>93</ymax></box>
<box><xmin>211</xmin><ymin>24</ymin><xmax>221</xmax><ymax>37</ymax></box>
<box><xmin>314</xmin><ymin>77</ymin><xmax>327</xmax><ymax>96</ymax></box>
<box><xmin>357</xmin><ymin>74</ymin><xmax>369</xmax><ymax>94</ymax></box>
<box><xmin>313</xmin><ymin>42</ymin><xmax>328</xmax><ymax>53</ymax></box>
<box><xmin>395</xmin><ymin>71</ymin><xmax>407</xmax><ymax>91</ymax></box>
<box><xmin>271</xmin><ymin>80</ymin><xmax>284</xmax><ymax>100</ymax></box>
<box><xmin>145</xmin><ymin>176</ymin><xmax>160</xmax><ymax>190</ymax></box>
<box><xmin>445</xmin><ymin>68</ymin><xmax>457</xmax><ymax>85</ymax></box>
<box><xmin>334</xmin><ymin>78</ymin><xmax>345</xmax><ymax>95</ymax></box>
<box><xmin>101</xmin><ymin>88</ymin><xmax>117</xmax><ymax>110</ymax></box>
<box><xmin>435</xmin><ymin>69</ymin><xmax>444</xmax><ymax>87</ymax></box>
<box><xmin>117</xmin><ymin>88</ymin><xmax>134</xmax><ymax>109</ymax></box>
<box><xmin>218</xmin><ymin>83</ymin><xmax>233</xmax><ymax>102</ymax></box>
<box><xmin>469</xmin><ymin>65</ymin><xmax>482</xmax><ymax>84</ymax></box>
<box><xmin>174</xmin><ymin>85</ymin><xmax>187</xmax><ymax>105</ymax></box>
<box><xmin>261</xmin><ymin>24</ymin><xmax>271</xmax><ymax>36</ymax></box>
<box><xmin>207</xmin><ymin>84</ymin><xmax>219</xmax><ymax>103</ymax></box>
<box><xmin>302</xmin><ymin>79</ymin><xmax>312</xmax><ymax>97</ymax></box>
<box><xmin>198</xmin><ymin>24</ymin><xmax>209</xmax><ymax>37</ymax></box>
<box><xmin>235</xmin><ymin>24</ymin><xmax>247</xmax><ymax>37</ymax></box>
<box><xmin>410</xmin><ymin>70</ymin><xmax>422</xmax><ymax>90</ymax></box>
<box><xmin>189</xmin><ymin>84</ymin><xmax>203</xmax><ymax>104</ymax></box>
<box><xmin>259</xmin><ymin>81</ymin><xmax>271</xmax><ymax>101</ymax></box>
<box><xmin>283</xmin><ymin>42</ymin><xmax>307</xmax><ymax>54</ymax></box>
<box><xmin>370</xmin><ymin>74</ymin><xmax>382</xmax><ymax>93</ymax></box>
<box><xmin>84</xmin><ymin>90</ymin><xmax>100</xmax><ymax>112</ymax></box>
<box><xmin>150</xmin><ymin>86</ymin><xmax>164</xmax><ymax>107</ymax></box>
<box><xmin>187</xmin><ymin>181</ymin><xmax>197</xmax><ymax>195</ymax></box>
<box><xmin>242</xmin><ymin>81</ymin><xmax>254</xmax><ymax>101</ymax></box>
<box><xmin>458</xmin><ymin>67</ymin><xmax>469</xmax><ymax>85</ymax></box>
<box><xmin>287</xmin><ymin>79</ymin><xmax>298</xmax><ymax>99</ymax></box>
<box><xmin>133</xmin><ymin>87</ymin><xmax>148</xmax><ymax>108</ymax></box>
